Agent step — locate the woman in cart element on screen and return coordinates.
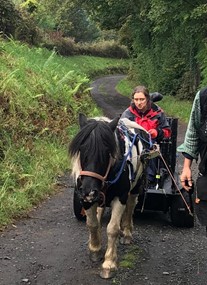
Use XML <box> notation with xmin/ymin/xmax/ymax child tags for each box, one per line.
<box><xmin>121</xmin><ymin>85</ymin><xmax>171</xmax><ymax>187</ymax></box>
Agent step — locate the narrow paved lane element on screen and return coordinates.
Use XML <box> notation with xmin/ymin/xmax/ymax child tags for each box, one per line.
<box><xmin>90</xmin><ymin>75</ymin><xmax>130</xmax><ymax>118</ymax></box>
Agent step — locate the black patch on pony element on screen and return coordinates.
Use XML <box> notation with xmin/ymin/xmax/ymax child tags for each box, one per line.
<box><xmin>69</xmin><ymin>117</ymin><xmax>118</xmax><ymax>170</ymax></box>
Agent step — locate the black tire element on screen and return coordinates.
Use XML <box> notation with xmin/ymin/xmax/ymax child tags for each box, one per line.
<box><xmin>73</xmin><ymin>185</ymin><xmax>86</xmax><ymax>221</ymax></box>
<box><xmin>170</xmin><ymin>190</ymin><xmax>194</xmax><ymax>228</ymax></box>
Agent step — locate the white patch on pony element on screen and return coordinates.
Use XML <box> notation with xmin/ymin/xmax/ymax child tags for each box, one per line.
<box><xmin>92</xmin><ymin>116</ymin><xmax>111</xmax><ymax>122</ymax></box>
<box><xmin>101</xmin><ymin>197</ymin><xmax>126</xmax><ymax>270</ymax></box>
<box><xmin>118</xmin><ymin>118</ymin><xmax>147</xmax><ymax>189</ymax></box>
<box><xmin>70</xmin><ymin>153</ymin><xmax>81</xmax><ymax>180</ymax></box>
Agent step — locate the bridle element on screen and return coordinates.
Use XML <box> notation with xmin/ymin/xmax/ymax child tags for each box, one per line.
<box><xmin>79</xmin><ymin>155</ymin><xmax>113</xmax><ymax>183</ymax></box>
<box><xmin>78</xmin><ymin>155</ymin><xmax>113</xmax><ymax>206</ymax></box>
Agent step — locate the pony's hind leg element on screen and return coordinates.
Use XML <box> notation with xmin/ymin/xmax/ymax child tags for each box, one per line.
<box><xmin>85</xmin><ymin>203</ymin><xmax>102</xmax><ymax>262</ymax></box>
<box><xmin>100</xmin><ymin>197</ymin><xmax>126</xmax><ymax>279</ymax></box>
<box><xmin>120</xmin><ymin>194</ymin><xmax>138</xmax><ymax>244</ymax></box>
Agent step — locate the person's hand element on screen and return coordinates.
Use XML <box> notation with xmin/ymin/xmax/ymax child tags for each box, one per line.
<box><xmin>180</xmin><ymin>167</ymin><xmax>193</xmax><ymax>191</ymax></box>
<box><xmin>180</xmin><ymin>158</ymin><xmax>193</xmax><ymax>191</ymax></box>
<box><xmin>148</xmin><ymin>129</ymin><xmax>158</xmax><ymax>138</ymax></box>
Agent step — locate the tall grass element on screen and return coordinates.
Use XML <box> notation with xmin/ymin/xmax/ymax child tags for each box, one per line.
<box><xmin>0</xmin><ymin>37</ymin><xmax>130</xmax><ymax>228</ymax></box>
<box><xmin>0</xmin><ymin>140</ymin><xmax>66</xmax><ymax>225</ymax></box>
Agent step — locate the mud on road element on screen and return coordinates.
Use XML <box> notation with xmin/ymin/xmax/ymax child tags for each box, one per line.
<box><xmin>1</xmin><ymin>75</ymin><xmax>207</xmax><ymax>285</ymax></box>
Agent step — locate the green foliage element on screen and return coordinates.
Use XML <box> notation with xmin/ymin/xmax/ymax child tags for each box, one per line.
<box><xmin>196</xmin><ymin>43</ymin><xmax>207</xmax><ymax>87</ymax></box>
<box><xmin>15</xmin><ymin>0</ymin><xmax>101</xmax><ymax>43</ymax></box>
<box><xmin>81</xmin><ymin>0</ymin><xmax>207</xmax><ymax>99</ymax></box>
<box><xmin>81</xmin><ymin>0</ymin><xmax>136</xmax><ymax>30</ymax></box>
<box><xmin>10</xmin><ymin>1</ymin><xmax>129</xmax><ymax>57</ymax></box>
<box><xmin>128</xmin><ymin>1</ymin><xmax>201</xmax><ymax>97</ymax></box>
<box><xmin>0</xmin><ymin>37</ymin><xmax>129</xmax><ymax>227</ymax></box>
<box><xmin>8</xmin><ymin>0</ymin><xmax>207</xmax><ymax>100</ymax></box>
<box><xmin>55</xmin><ymin>3</ymin><xmax>100</xmax><ymax>42</ymax></box>
<box><xmin>20</xmin><ymin>0</ymin><xmax>38</xmax><ymax>13</ymax></box>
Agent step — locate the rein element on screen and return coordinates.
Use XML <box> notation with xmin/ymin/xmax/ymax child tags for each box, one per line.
<box><xmin>118</xmin><ymin>120</ymin><xmax>154</xmax><ymax>149</ymax></box>
<box><xmin>158</xmin><ymin>150</ymin><xmax>193</xmax><ymax>217</ymax></box>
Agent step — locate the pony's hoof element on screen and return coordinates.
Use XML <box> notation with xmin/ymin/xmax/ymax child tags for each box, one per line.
<box><xmin>89</xmin><ymin>251</ymin><xmax>103</xmax><ymax>262</ymax></box>
<box><xmin>119</xmin><ymin>236</ymin><xmax>132</xmax><ymax>245</ymax></box>
<box><xmin>100</xmin><ymin>268</ymin><xmax>116</xmax><ymax>279</ymax></box>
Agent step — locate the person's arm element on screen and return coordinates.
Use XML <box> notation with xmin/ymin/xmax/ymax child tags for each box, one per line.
<box><xmin>120</xmin><ymin>107</ymin><xmax>136</xmax><ymax>122</ymax></box>
<box><xmin>154</xmin><ymin>111</ymin><xmax>171</xmax><ymax>141</ymax></box>
<box><xmin>179</xmin><ymin>91</ymin><xmax>200</xmax><ymax>153</ymax></box>
<box><xmin>148</xmin><ymin>126</ymin><xmax>170</xmax><ymax>141</ymax></box>
<box><xmin>177</xmin><ymin>91</ymin><xmax>201</xmax><ymax>190</ymax></box>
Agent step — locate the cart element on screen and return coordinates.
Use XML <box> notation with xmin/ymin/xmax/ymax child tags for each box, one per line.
<box><xmin>135</xmin><ymin>117</ymin><xmax>194</xmax><ymax>227</ymax></box>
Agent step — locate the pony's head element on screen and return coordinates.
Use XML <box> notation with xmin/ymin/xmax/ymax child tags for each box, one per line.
<box><xmin>69</xmin><ymin>113</ymin><xmax>119</xmax><ymax>205</ymax></box>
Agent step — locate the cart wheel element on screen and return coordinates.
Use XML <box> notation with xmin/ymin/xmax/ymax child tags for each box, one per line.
<box><xmin>73</xmin><ymin>185</ymin><xmax>86</xmax><ymax>221</ymax></box>
<box><xmin>170</xmin><ymin>190</ymin><xmax>194</xmax><ymax>228</ymax></box>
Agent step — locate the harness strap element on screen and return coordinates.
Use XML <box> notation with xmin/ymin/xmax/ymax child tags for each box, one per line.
<box><xmin>107</xmin><ymin>133</ymin><xmax>138</xmax><ymax>185</ymax></box>
<box><xmin>118</xmin><ymin>120</ymin><xmax>153</xmax><ymax>149</ymax></box>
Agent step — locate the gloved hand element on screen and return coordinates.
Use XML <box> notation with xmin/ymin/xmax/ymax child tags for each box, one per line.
<box><xmin>148</xmin><ymin>129</ymin><xmax>158</xmax><ymax>138</ymax></box>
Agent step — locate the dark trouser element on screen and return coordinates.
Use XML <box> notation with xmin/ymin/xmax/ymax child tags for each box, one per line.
<box><xmin>147</xmin><ymin>158</ymin><xmax>158</xmax><ymax>183</ymax></box>
<box><xmin>195</xmin><ymin>174</ymin><xmax>207</xmax><ymax>226</ymax></box>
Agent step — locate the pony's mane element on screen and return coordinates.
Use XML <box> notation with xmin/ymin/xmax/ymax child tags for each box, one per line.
<box><xmin>69</xmin><ymin>118</ymin><xmax>117</xmax><ymax>177</ymax></box>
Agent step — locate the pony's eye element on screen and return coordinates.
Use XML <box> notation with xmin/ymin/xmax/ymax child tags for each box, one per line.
<box><xmin>80</xmin><ymin>153</ymin><xmax>88</xmax><ymax>165</ymax></box>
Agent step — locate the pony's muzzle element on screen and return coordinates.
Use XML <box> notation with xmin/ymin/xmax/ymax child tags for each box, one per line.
<box><xmin>77</xmin><ymin>176</ymin><xmax>102</xmax><ymax>203</ymax></box>
<box><xmin>83</xmin><ymin>189</ymin><xmax>99</xmax><ymax>203</ymax></box>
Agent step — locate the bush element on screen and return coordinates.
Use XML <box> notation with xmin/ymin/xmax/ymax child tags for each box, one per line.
<box><xmin>0</xmin><ymin>0</ymin><xmax>20</xmax><ymax>36</ymax></box>
<box><xmin>40</xmin><ymin>34</ymin><xmax>129</xmax><ymax>58</ymax></box>
<box><xmin>41</xmin><ymin>31</ymin><xmax>77</xmax><ymax>56</ymax></box>
<box><xmin>0</xmin><ymin>0</ymin><xmax>39</xmax><ymax>45</ymax></box>
<box><xmin>78</xmin><ymin>40</ymin><xmax>129</xmax><ymax>59</ymax></box>
<box><xmin>14</xmin><ymin>11</ymin><xmax>40</xmax><ymax>45</ymax></box>
<box><xmin>176</xmin><ymin>70</ymin><xmax>198</xmax><ymax>101</ymax></box>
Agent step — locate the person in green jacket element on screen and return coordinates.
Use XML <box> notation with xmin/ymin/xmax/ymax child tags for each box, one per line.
<box><xmin>177</xmin><ymin>87</ymin><xmax>207</xmax><ymax>229</ymax></box>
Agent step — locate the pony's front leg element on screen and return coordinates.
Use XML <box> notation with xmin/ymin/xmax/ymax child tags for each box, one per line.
<box><xmin>100</xmin><ymin>197</ymin><xmax>126</xmax><ymax>279</ymax></box>
<box><xmin>120</xmin><ymin>194</ymin><xmax>138</xmax><ymax>244</ymax></box>
<box><xmin>85</xmin><ymin>203</ymin><xmax>102</xmax><ymax>262</ymax></box>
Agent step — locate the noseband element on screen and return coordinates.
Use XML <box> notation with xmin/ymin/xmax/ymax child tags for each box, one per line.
<box><xmin>79</xmin><ymin>155</ymin><xmax>113</xmax><ymax>183</ymax></box>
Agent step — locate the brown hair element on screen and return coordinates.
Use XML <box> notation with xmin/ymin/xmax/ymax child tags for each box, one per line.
<box><xmin>131</xmin><ymin>85</ymin><xmax>150</xmax><ymax>101</ymax></box>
